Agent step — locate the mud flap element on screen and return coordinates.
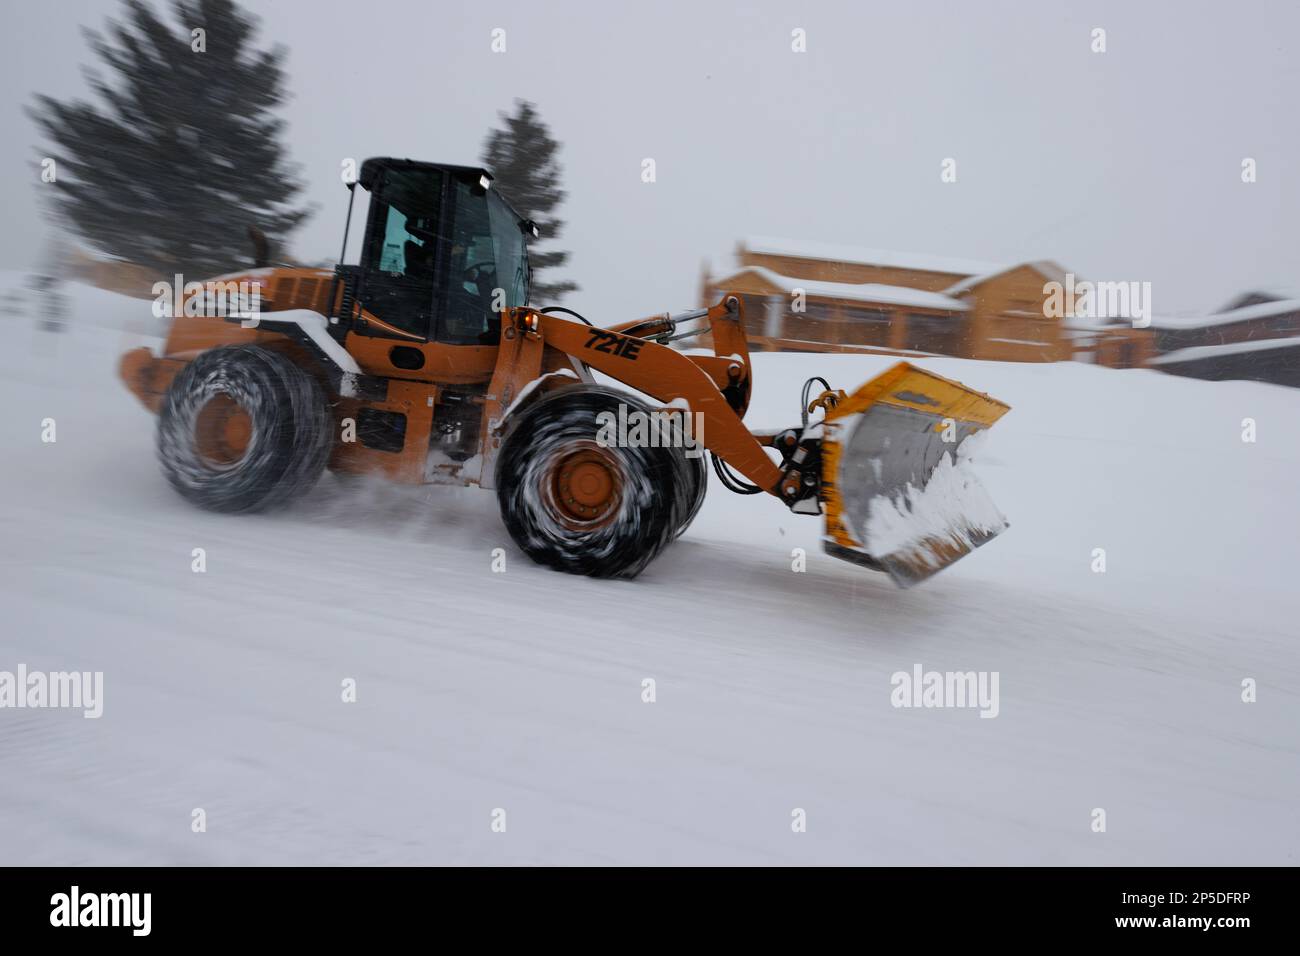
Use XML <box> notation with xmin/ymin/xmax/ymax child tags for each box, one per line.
<box><xmin>820</xmin><ymin>362</ymin><xmax>1010</xmax><ymax>588</ymax></box>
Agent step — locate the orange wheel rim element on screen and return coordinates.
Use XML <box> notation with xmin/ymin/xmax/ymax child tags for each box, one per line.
<box><xmin>546</xmin><ymin>443</ymin><xmax>623</xmax><ymax>530</ymax></box>
<box><xmin>194</xmin><ymin>393</ymin><xmax>253</xmax><ymax>467</ymax></box>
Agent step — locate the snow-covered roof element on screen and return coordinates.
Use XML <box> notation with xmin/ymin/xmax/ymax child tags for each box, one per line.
<box><xmin>944</xmin><ymin>260</ymin><xmax>1067</xmax><ymax>296</ymax></box>
<box><xmin>1149</xmin><ymin>335</ymin><xmax>1300</xmax><ymax>365</ymax></box>
<box><xmin>710</xmin><ymin>265</ymin><xmax>969</xmax><ymax>312</ymax></box>
<box><xmin>1152</xmin><ymin>298</ymin><xmax>1300</xmax><ymax>329</ymax></box>
<box><xmin>741</xmin><ymin>236</ymin><xmax>1005</xmax><ymax>277</ymax></box>
<box><xmin>1215</xmin><ymin>288</ymin><xmax>1300</xmax><ymax>313</ymax></box>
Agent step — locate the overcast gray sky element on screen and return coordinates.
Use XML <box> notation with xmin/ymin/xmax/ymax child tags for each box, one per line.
<box><xmin>3</xmin><ymin>0</ymin><xmax>1297</xmax><ymax>319</ymax></box>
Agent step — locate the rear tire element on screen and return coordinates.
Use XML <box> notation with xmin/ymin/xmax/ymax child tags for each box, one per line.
<box><xmin>495</xmin><ymin>386</ymin><xmax>685</xmax><ymax>578</ymax></box>
<box><xmin>157</xmin><ymin>345</ymin><xmax>332</xmax><ymax>513</ymax></box>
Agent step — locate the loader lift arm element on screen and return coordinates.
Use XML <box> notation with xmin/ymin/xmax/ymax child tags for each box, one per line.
<box><xmin>490</xmin><ymin>294</ymin><xmax>792</xmax><ymax>500</ymax></box>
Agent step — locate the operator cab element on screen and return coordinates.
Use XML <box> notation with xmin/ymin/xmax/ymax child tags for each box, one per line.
<box><xmin>340</xmin><ymin>158</ymin><xmax>534</xmax><ymax>345</ymax></box>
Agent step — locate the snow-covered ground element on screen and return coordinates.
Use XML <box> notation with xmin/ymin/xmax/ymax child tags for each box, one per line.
<box><xmin>2</xmin><ymin>274</ymin><xmax>1298</xmax><ymax>865</ymax></box>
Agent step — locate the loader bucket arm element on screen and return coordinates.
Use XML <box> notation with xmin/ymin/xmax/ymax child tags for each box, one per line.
<box><xmin>528</xmin><ymin>296</ymin><xmax>786</xmax><ymax>494</ymax></box>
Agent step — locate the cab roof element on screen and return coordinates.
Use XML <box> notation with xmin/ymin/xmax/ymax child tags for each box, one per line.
<box><xmin>356</xmin><ymin>157</ymin><xmax>534</xmax><ymax>236</ymax></box>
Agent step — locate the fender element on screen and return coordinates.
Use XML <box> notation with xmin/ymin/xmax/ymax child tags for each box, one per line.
<box><xmin>227</xmin><ymin>310</ymin><xmax>385</xmax><ymax>400</ymax></box>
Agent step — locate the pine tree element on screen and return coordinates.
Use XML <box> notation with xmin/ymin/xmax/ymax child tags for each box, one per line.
<box><xmin>28</xmin><ymin>0</ymin><xmax>312</xmax><ymax>279</ymax></box>
<box><xmin>481</xmin><ymin>100</ymin><xmax>578</xmax><ymax>303</ymax></box>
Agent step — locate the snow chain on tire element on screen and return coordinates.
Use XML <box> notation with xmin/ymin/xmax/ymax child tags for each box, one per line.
<box><xmin>157</xmin><ymin>345</ymin><xmax>333</xmax><ymax>513</ymax></box>
<box><xmin>495</xmin><ymin>385</ymin><xmax>692</xmax><ymax>578</ymax></box>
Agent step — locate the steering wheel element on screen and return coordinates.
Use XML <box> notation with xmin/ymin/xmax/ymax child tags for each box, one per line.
<box><xmin>464</xmin><ymin>261</ymin><xmax>496</xmax><ymax>284</ymax></box>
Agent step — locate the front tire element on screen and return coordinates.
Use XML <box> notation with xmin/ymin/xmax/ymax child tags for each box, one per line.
<box><xmin>495</xmin><ymin>386</ymin><xmax>686</xmax><ymax>578</ymax></box>
<box><xmin>157</xmin><ymin>345</ymin><xmax>332</xmax><ymax>513</ymax></box>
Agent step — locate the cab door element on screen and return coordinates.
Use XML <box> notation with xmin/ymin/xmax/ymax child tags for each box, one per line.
<box><xmin>355</xmin><ymin>168</ymin><xmax>446</xmax><ymax>341</ymax></box>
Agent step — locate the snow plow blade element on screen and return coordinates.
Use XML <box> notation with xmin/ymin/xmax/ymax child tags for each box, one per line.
<box><xmin>820</xmin><ymin>362</ymin><xmax>1011</xmax><ymax>588</ymax></box>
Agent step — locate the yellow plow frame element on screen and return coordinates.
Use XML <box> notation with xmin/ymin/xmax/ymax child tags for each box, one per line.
<box><xmin>820</xmin><ymin>363</ymin><xmax>1011</xmax><ymax>587</ymax></box>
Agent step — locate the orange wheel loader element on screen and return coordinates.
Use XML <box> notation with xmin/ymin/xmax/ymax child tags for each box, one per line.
<box><xmin>119</xmin><ymin>158</ymin><xmax>1011</xmax><ymax>585</ymax></box>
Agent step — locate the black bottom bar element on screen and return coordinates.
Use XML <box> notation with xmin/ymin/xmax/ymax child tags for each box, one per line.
<box><xmin>0</xmin><ymin>866</ymin><xmax>1284</xmax><ymax>942</ymax></box>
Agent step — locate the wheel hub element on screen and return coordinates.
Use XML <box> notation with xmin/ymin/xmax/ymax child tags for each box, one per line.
<box><xmin>549</xmin><ymin>444</ymin><xmax>622</xmax><ymax>528</ymax></box>
<box><xmin>194</xmin><ymin>393</ymin><xmax>252</xmax><ymax>467</ymax></box>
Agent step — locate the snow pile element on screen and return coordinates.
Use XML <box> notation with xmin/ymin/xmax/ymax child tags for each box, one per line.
<box><xmin>862</xmin><ymin>436</ymin><xmax>1008</xmax><ymax>569</ymax></box>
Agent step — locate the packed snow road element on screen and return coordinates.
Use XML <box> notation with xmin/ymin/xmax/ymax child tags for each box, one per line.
<box><xmin>1</xmin><ymin>285</ymin><xmax>1297</xmax><ymax>865</ymax></box>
